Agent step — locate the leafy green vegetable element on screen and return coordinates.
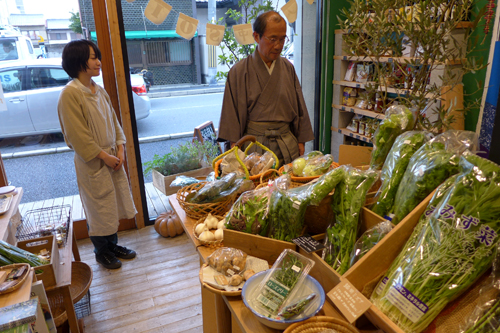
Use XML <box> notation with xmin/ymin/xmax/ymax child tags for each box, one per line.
<box><xmin>370</xmin><ymin>105</ymin><xmax>414</xmax><ymax>170</ymax></box>
<box><xmin>302</xmin><ymin>154</ymin><xmax>334</xmax><ymax>177</ymax></box>
<box><xmin>371</xmin><ymin>153</ymin><xmax>500</xmax><ymax>333</ymax></box>
<box><xmin>348</xmin><ymin>220</ymin><xmax>393</xmax><ymax>269</ymax></box>
<box><xmin>225</xmin><ymin>187</ymin><xmax>271</xmax><ymax>235</ymax></box>
<box><xmin>322</xmin><ymin>167</ymin><xmax>379</xmax><ymax>274</ymax></box>
<box><xmin>268</xmin><ymin>167</ymin><xmax>344</xmax><ymax>241</ymax></box>
<box><xmin>371</xmin><ymin>131</ymin><xmax>432</xmax><ymax>217</ymax></box>
<box><xmin>463</xmin><ymin>297</ymin><xmax>500</xmax><ymax>333</ymax></box>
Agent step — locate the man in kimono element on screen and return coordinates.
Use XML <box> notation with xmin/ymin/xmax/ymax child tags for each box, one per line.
<box><xmin>217</xmin><ymin>11</ymin><xmax>314</xmax><ymax>166</ymax></box>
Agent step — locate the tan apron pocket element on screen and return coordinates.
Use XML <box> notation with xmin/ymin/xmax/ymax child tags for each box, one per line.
<box><xmin>88</xmin><ymin>164</ymin><xmax>113</xmax><ymax>199</ymax></box>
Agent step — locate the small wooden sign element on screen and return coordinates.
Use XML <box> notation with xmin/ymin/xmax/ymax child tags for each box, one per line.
<box><xmin>327</xmin><ymin>280</ymin><xmax>371</xmax><ymax>323</ymax></box>
<box><xmin>193</xmin><ymin>121</ymin><xmax>222</xmax><ymax>154</ymax></box>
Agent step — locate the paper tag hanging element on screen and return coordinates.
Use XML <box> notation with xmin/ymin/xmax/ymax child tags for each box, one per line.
<box><xmin>233</xmin><ymin>23</ymin><xmax>254</xmax><ymax>45</ymax></box>
<box><xmin>0</xmin><ymin>84</ymin><xmax>7</xmax><ymax>112</ymax></box>
<box><xmin>144</xmin><ymin>0</ymin><xmax>172</xmax><ymax>25</ymax></box>
<box><xmin>206</xmin><ymin>23</ymin><xmax>225</xmax><ymax>46</ymax></box>
<box><xmin>176</xmin><ymin>13</ymin><xmax>199</xmax><ymax>40</ymax></box>
<box><xmin>281</xmin><ymin>0</ymin><xmax>297</xmax><ymax>23</ymax></box>
<box><xmin>306</xmin><ymin>0</ymin><xmax>315</xmax><ymax>4</ymax></box>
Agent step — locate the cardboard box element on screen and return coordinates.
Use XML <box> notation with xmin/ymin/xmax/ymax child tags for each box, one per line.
<box><xmin>16</xmin><ymin>235</ymin><xmax>59</xmax><ymax>288</ymax></box>
<box><xmin>152</xmin><ymin>167</ymin><xmax>213</xmax><ymax>196</ymax></box>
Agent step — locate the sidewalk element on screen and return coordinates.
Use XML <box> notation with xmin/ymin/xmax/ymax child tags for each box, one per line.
<box><xmin>1</xmin><ymin>83</ymin><xmax>225</xmax><ymax>160</ymax></box>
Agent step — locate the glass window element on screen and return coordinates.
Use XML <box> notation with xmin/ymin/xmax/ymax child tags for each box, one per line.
<box><xmin>29</xmin><ymin>67</ymin><xmax>70</xmax><ymax>89</ymax></box>
<box><xmin>25</xmin><ymin>39</ymin><xmax>33</xmax><ymax>54</ymax></box>
<box><xmin>169</xmin><ymin>40</ymin><xmax>191</xmax><ymax>63</ymax></box>
<box><xmin>0</xmin><ymin>40</ymin><xmax>19</xmax><ymax>61</ymax></box>
<box><xmin>0</xmin><ymin>69</ymin><xmax>24</xmax><ymax>93</ymax></box>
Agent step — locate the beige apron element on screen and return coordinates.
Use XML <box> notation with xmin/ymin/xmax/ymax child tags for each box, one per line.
<box><xmin>244</xmin><ymin>121</ymin><xmax>299</xmax><ymax>166</ymax></box>
<box><xmin>69</xmin><ymin>80</ymin><xmax>136</xmax><ymax>237</ymax></box>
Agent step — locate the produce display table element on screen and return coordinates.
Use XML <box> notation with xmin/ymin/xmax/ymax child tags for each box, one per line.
<box><xmin>169</xmin><ymin>194</ymin><xmax>344</xmax><ymax>333</ymax></box>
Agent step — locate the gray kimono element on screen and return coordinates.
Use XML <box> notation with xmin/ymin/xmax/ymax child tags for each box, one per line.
<box><xmin>217</xmin><ymin>49</ymin><xmax>314</xmax><ymax>165</ymax></box>
<box><xmin>57</xmin><ymin>79</ymin><xmax>137</xmax><ymax>237</ymax></box>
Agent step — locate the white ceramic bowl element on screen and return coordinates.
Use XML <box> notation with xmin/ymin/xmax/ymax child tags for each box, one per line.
<box><xmin>241</xmin><ymin>270</ymin><xmax>325</xmax><ymax>330</ymax></box>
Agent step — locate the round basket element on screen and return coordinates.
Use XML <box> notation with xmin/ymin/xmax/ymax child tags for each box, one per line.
<box><xmin>279</xmin><ymin>162</ymin><xmax>341</xmax><ymax>184</ymax></box>
<box><xmin>0</xmin><ymin>263</ymin><xmax>31</xmax><ymax>295</ymax></box>
<box><xmin>198</xmin><ymin>263</ymin><xmax>242</xmax><ymax>296</ymax></box>
<box><xmin>214</xmin><ymin>159</ymin><xmax>279</xmax><ymax>186</ymax></box>
<box><xmin>193</xmin><ymin>215</ymin><xmax>225</xmax><ymax>248</ymax></box>
<box><xmin>177</xmin><ymin>182</ymin><xmax>234</xmax><ymax>220</ymax></box>
<box><xmin>69</xmin><ymin>261</ymin><xmax>93</xmax><ymax>303</ymax></box>
<box><xmin>283</xmin><ymin>316</ymin><xmax>360</xmax><ymax>333</ymax></box>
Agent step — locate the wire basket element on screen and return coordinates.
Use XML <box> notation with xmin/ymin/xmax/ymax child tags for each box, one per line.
<box><xmin>74</xmin><ymin>291</ymin><xmax>91</xmax><ymax>319</ymax></box>
<box><xmin>16</xmin><ymin>205</ymin><xmax>72</xmax><ymax>248</ymax></box>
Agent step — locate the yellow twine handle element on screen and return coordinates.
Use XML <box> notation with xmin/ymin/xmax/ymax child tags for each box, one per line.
<box><xmin>211</xmin><ymin>135</ymin><xmax>280</xmax><ymax>179</ymax></box>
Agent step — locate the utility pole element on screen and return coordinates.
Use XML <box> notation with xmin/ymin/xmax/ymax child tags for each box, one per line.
<box><xmin>208</xmin><ymin>0</ymin><xmax>217</xmax><ymax>85</ymax></box>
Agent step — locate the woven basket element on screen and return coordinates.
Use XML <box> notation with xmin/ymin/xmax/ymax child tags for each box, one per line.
<box><xmin>0</xmin><ymin>263</ymin><xmax>31</xmax><ymax>295</ymax></box>
<box><xmin>279</xmin><ymin>162</ymin><xmax>341</xmax><ymax>184</ymax></box>
<box><xmin>214</xmin><ymin>159</ymin><xmax>280</xmax><ymax>186</ymax></box>
<box><xmin>199</xmin><ymin>263</ymin><xmax>242</xmax><ymax>296</ymax></box>
<box><xmin>193</xmin><ymin>215</ymin><xmax>225</xmax><ymax>248</ymax></box>
<box><xmin>283</xmin><ymin>316</ymin><xmax>360</xmax><ymax>333</ymax></box>
<box><xmin>177</xmin><ymin>182</ymin><xmax>234</xmax><ymax>220</ymax></box>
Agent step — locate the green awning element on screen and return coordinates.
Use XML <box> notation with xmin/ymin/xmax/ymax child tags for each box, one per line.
<box><xmin>90</xmin><ymin>30</ymin><xmax>198</xmax><ymax>39</ymax></box>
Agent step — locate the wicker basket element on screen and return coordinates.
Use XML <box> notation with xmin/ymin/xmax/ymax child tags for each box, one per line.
<box><xmin>279</xmin><ymin>162</ymin><xmax>341</xmax><ymax>184</ymax></box>
<box><xmin>214</xmin><ymin>159</ymin><xmax>280</xmax><ymax>187</ymax></box>
<box><xmin>198</xmin><ymin>263</ymin><xmax>242</xmax><ymax>296</ymax></box>
<box><xmin>283</xmin><ymin>316</ymin><xmax>360</xmax><ymax>333</ymax></box>
<box><xmin>0</xmin><ymin>263</ymin><xmax>31</xmax><ymax>295</ymax></box>
<box><xmin>177</xmin><ymin>182</ymin><xmax>234</xmax><ymax>220</ymax></box>
<box><xmin>193</xmin><ymin>215</ymin><xmax>225</xmax><ymax>247</ymax></box>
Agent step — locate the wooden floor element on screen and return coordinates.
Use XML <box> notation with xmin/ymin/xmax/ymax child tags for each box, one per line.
<box><xmin>19</xmin><ymin>183</ymin><xmax>204</xmax><ymax>332</ymax></box>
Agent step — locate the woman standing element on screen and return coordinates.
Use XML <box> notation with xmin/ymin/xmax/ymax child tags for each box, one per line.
<box><xmin>58</xmin><ymin>40</ymin><xmax>137</xmax><ymax>269</ymax></box>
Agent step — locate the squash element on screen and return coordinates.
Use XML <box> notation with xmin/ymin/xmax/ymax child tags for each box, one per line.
<box><xmin>154</xmin><ymin>210</ymin><xmax>184</xmax><ymax>238</ymax></box>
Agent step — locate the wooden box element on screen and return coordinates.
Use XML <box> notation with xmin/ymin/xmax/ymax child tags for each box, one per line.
<box><xmin>223</xmin><ymin>228</ymin><xmax>296</xmax><ymax>265</ymax></box>
<box><xmin>152</xmin><ymin>167</ymin><xmax>213</xmax><ymax>196</ymax></box>
<box><xmin>16</xmin><ymin>235</ymin><xmax>59</xmax><ymax>288</ymax></box>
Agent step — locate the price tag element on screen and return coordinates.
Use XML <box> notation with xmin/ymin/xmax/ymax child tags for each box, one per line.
<box><xmin>356</xmin><ymin>135</ymin><xmax>360</xmax><ymax>139</ymax></box>
<box><xmin>343</xmin><ymin>56</ymin><xmax>347</xmax><ymax>60</ymax></box>
<box><xmin>341</xmin><ymin>106</ymin><xmax>346</xmax><ymax>111</ymax></box>
<box><xmin>349</xmin><ymin>133</ymin><xmax>353</xmax><ymax>137</ymax></box>
<box><xmin>338</xmin><ymin>129</ymin><xmax>342</xmax><ymax>134</ymax></box>
<box><xmin>328</xmin><ymin>280</ymin><xmax>371</xmax><ymax>323</ymax></box>
<box><xmin>350</xmin><ymin>108</ymin><xmax>354</xmax><ymax>112</ymax></box>
<box><xmin>292</xmin><ymin>235</ymin><xmax>325</xmax><ymax>253</ymax></box>
<box><xmin>356</xmin><ymin>84</ymin><xmax>361</xmax><ymax>88</ymax></box>
<box><xmin>388</xmin><ymin>58</ymin><xmax>393</xmax><ymax>62</ymax></box>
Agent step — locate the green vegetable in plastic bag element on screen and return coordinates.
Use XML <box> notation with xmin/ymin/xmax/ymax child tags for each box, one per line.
<box><xmin>302</xmin><ymin>154</ymin><xmax>334</xmax><ymax>177</ymax></box>
<box><xmin>371</xmin><ymin>131</ymin><xmax>433</xmax><ymax>218</ymax></box>
<box><xmin>370</xmin><ymin>105</ymin><xmax>415</xmax><ymax>170</ymax></box>
<box><xmin>348</xmin><ymin>220</ymin><xmax>393</xmax><ymax>269</ymax></box>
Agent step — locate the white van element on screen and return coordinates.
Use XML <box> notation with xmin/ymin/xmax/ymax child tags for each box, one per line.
<box><xmin>0</xmin><ymin>27</ymin><xmax>37</xmax><ymax>62</ymax></box>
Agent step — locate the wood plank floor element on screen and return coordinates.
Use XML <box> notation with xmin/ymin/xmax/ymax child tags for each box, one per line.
<box><xmin>76</xmin><ymin>226</ymin><xmax>203</xmax><ymax>333</ymax></box>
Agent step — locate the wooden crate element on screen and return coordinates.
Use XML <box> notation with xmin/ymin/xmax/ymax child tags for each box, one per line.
<box><xmin>152</xmin><ymin>167</ymin><xmax>213</xmax><ymax>196</ymax></box>
<box><xmin>16</xmin><ymin>235</ymin><xmax>59</xmax><ymax>288</ymax></box>
<box><xmin>223</xmin><ymin>229</ymin><xmax>296</xmax><ymax>265</ymax></box>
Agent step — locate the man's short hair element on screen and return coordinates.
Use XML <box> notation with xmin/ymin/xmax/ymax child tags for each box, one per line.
<box><xmin>62</xmin><ymin>39</ymin><xmax>102</xmax><ymax>78</ymax></box>
<box><xmin>3</xmin><ymin>42</ymin><xmax>13</xmax><ymax>49</ymax></box>
<box><xmin>253</xmin><ymin>11</ymin><xmax>285</xmax><ymax>37</ymax></box>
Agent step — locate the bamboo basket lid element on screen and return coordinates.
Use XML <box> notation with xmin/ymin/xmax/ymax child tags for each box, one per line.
<box><xmin>283</xmin><ymin>316</ymin><xmax>360</xmax><ymax>333</ymax></box>
<box><xmin>0</xmin><ymin>263</ymin><xmax>31</xmax><ymax>295</ymax></box>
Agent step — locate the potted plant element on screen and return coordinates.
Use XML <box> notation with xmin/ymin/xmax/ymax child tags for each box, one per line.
<box><xmin>144</xmin><ymin>139</ymin><xmax>220</xmax><ymax>196</ymax></box>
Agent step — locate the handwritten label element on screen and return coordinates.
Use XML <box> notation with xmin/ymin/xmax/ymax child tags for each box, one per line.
<box><xmin>194</xmin><ymin>121</ymin><xmax>222</xmax><ymax>154</ymax></box>
<box><xmin>293</xmin><ymin>235</ymin><xmax>325</xmax><ymax>253</ymax></box>
<box><xmin>328</xmin><ymin>280</ymin><xmax>371</xmax><ymax>323</ymax></box>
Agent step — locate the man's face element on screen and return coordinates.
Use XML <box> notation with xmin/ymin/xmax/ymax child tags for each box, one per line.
<box><xmin>3</xmin><ymin>44</ymin><xmax>13</xmax><ymax>53</ymax></box>
<box><xmin>253</xmin><ymin>19</ymin><xmax>287</xmax><ymax>66</ymax></box>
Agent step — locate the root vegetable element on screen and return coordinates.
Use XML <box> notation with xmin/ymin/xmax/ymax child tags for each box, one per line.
<box><xmin>229</xmin><ymin>275</ymin><xmax>243</xmax><ymax>286</ymax></box>
<box><xmin>243</xmin><ymin>269</ymin><xmax>255</xmax><ymax>281</ymax></box>
<box><xmin>214</xmin><ymin>228</ymin><xmax>224</xmax><ymax>240</ymax></box>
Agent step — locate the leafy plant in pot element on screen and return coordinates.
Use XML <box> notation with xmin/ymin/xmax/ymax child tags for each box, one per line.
<box><xmin>144</xmin><ymin>138</ymin><xmax>220</xmax><ymax>196</ymax></box>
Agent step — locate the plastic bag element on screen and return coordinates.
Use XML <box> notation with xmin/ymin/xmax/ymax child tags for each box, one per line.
<box><xmin>206</xmin><ymin>171</ymin><xmax>216</xmax><ymax>182</ymax></box>
<box><xmin>369</xmin><ymin>105</ymin><xmax>415</xmax><ymax>170</ymax></box>
<box><xmin>302</xmin><ymin>154</ymin><xmax>334</xmax><ymax>177</ymax></box>
<box><xmin>322</xmin><ymin>166</ymin><xmax>379</xmax><ymax>275</ymax></box>
<box><xmin>243</xmin><ymin>152</ymin><xmax>261</xmax><ymax>171</ymax></box>
<box><xmin>371</xmin><ymin>131</ymin><xmax>433</xmax><ymax>218</ymax></box>
<box><xmin>221</xmin><ymin>148</ymin><xmax>246</xmax><ymax>177</ymax></box>
<box><xmin>371</xmin><ymin>153</ymin><xmax>500</xmax><ymax>333</ymax></box>
<box><xmin>348</xmin><ymin>220</ymin><xmax>393</xmax><ymax>269</ymax></box>
<box><xmin>251</xmin><ymin>151</ymin><xmax>274</xmax><ymax>176</ymax></box>
<box><xmin>391</xmin><ymin>130</ymin><xmax>478</xmax><ymax>224</ymax></box>
<box><xmin>207</xmin><ymin>247</ymin><xmax>248</xmax><ymax>277</ymax></box>
<box><xmin>305</xmin><ymin>166</ymin><xmax>345</xmax><ymax>206</ymax></box>
<box><xmin>291</xmin><ymin>151</ymin><xmax>324</xmax><ymax>176</ymax></box>
<box><xmin>460</xmin><ymin>243</ymin><xmax>500</xmax><ymax>332</ymax></box>
<box><xmin>225</xmin><ymin>185</ymin><xmax>274</xmax><ymax>236</ymax></box>
<box><xmin>249</xmin><ymin>249</ymin><xmax>315</xmax><ymax>318</ymax></box>
<box><xmin>170</xmin><ymin>175</ymin><xmax>202</xmax><ymax>187</ymax></box>
<box><xmin>188</xmin><ymin>173</ymin><xmax>237</xmax><ymax>203</ymax></box>
<box><xmin>277</xmin><ymin>293</ymin><xmax>317</xmax><ymax>319</ymax></box>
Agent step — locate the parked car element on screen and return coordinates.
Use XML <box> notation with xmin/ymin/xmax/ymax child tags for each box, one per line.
<box><xmin>0</xmin><ymin>26</ymin><xmax>37</xmax><ymax>62</ymax></box>
<box><xmin>0</xmin><ymin>58</ymin><xmax>150</xmax><ymax>139</ymax></box>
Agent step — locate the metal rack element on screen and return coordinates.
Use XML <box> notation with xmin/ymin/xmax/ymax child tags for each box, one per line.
<box><xmin>16</xmin><ymin>205</ymin><xmax>72</xmax><ymax>247</ymax></box>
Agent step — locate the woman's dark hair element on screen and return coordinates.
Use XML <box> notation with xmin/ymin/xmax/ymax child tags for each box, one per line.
<box><xmin>253</xmin><ymin>11</ymin><xmax>284</xmax><ymax>37</ymax></box>
<box><xmin>62</xmin><ymin>40</ymin><xmax>101</xmax><ymax>78</ymax></box>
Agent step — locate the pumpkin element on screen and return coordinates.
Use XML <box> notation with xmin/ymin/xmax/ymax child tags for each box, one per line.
<box><xmin>154</xmin><ymin>210</ymin><xmax>184</xmax><ymax>237</ymax></box>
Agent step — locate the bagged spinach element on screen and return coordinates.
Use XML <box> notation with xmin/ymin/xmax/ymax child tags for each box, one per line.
<box><xmin>371</xmin><ymin>131</ymin><xmax>433</xmax><ymax>218</ymax></box>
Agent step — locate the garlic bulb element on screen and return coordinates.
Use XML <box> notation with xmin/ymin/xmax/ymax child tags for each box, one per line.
<box><xmin>195</xmin><ymin>223</ymin><xmax>206</xmax><ymax>236</ymax></box>
<box><xmin>204</xmin><ymin>213</ymin><xmax>219</xmax><ymax>229</ymax></box>
<box><xmin>199</xmin><ymin>226</ymin><xmax>215</xmax><ymax>242</ymax></box>
<box><xmin>217</xmin><ymin>220</ymin><xmax>226</xmax><ymax>230</ymax></box>
<box><xmin>214</xmin><ymin>228</ymin><xmax>224</xmax><ymax>240</ymax></box>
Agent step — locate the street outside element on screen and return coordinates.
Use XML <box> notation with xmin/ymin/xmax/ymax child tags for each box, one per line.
<box><xmin>1</xmin><ymin>90</ymin><xmax>224</xmax><ymax>203</ymax></box>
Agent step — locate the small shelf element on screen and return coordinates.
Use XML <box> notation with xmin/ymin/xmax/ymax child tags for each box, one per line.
<box><xmin>333</xmin><ymin>55</ymin><xmax>465</xmax><ymax>66</ymax></box>
<box><xmin>332</xmin><ymin>127</ymin><xmax>373</xmax><ymax>143</ymax></box>
<box><xmin>332</xmin><ymin>80</ymin><xmax>435</xmax><ymax>98</ymax></box>
<box><xmin>333</xmin><ymin>104</ymin><xmax>386</xmax><ymax>119</ymax></box>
